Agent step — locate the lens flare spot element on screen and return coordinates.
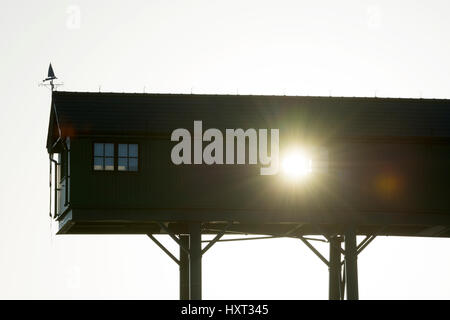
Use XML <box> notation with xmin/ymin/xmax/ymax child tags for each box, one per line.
<box><xmin>281</xmin><ymin>150</ymin><xmax>312</xmax><ymax>180</ymax></box>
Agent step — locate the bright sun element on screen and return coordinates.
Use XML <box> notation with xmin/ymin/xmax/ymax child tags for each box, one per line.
<box><xmin>281</xmin><ymin>150</ymin><xmax>312</xmax><ymax>180</ymax></box>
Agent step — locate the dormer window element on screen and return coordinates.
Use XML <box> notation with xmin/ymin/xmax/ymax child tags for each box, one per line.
<box><xmin>93</xmin><ymin>142</ymin><xmax>138</xmax><ymax>172</ymax></box>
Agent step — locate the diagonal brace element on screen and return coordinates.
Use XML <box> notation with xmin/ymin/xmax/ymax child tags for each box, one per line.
<box><xmin>147</xmin><ymin>234</ymin><xmax>180</xmax><ymax>265</ymax></box>
<box><xmin>299</xmin><ymin>236</ymin><xmax>329</xmax><ymax>267</ymax></box>
<box><xmin>340</xmin><ymin>234</ymin><xmax>378</xmax><ymax>266</ymax></box>
<box><xmin>357</xmin><ymin>235</ymin><xmax>376</xmax><ymax>255</ymax></box>
<box><xmin>201</xmin><ymin>222</ymin><xmax>231</xmax><ymax>255</ymax></box>
<box><xmin>157</xmin><ymin>222</ymin><xmax>190</xmax><ymax>254</ymax></box>
<box><xmin>313</xmin><ymin>225</ymin><xmax>347</xmax><ymax>256</ymax></box>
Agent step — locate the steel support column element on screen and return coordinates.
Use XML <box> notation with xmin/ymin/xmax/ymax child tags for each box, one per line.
<box><xmin>179</xmin><ymin>234</ymin><xmax>190</xmax><ymax>300</ymax></box>
<box><xmin>189</xmin><ymin>223</ymin><xmax>202</xmax><ymax>300</ymax></box>
<box><xmin>329</xmin><ymin>236</ymin><xmax>342</xmax><ymax>300</ymax></box>
<box><xmin>344</xmin><ymin>227</ymin><xmax>359</xmax><ymax>300</ymax></box>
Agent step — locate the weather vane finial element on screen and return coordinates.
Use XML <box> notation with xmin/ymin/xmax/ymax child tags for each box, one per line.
<box><xmin>41</xmin><ymin>63</ymin><xmax>63</xmax><ymax>91</ymax></box>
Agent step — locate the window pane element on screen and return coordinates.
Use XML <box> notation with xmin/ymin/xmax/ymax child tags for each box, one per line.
<box><xmin>118</xmin><ymin>144</ymin><xmax>128</xmax><ymax>157</ymax></box>
<box><xmin>129</xmin><ymin>144</ymin><xmax>138</xmax><ymax>157</ymax></box>
<box><xmin>94</xmin><ymin>157</ymin><xmax>104</xmax><ymax>170</ymax></box>
<box><xmin>94</xmin><ymin>143</ymin><xmax>104</xmax><ymax>156</ymax></box>
<box><xmin>129</xmin><ymin>158</ymin><xmax>138</xmax><ymax>171</ymax></box>
<box><xmin>118</xmin><ymin>157</ymin><xmax>128</xmax><ymax>171</ymax></box>
<box><xmin>105</xmin><ymin>157</ymin><xmax>114</xmax><ymax>171</ymax></box>
<box><xmin>105</xmin><ymin>143</ymin><xmax>114</xmax><ymax>157</ymax></box>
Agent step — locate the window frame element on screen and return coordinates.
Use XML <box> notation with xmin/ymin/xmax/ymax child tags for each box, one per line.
<box><xmin>93</xmin><ymin>142</ymin><xmax>115</xmax><ymax>172</ymax></box>
<box><xmin>117</xmin><ymin>143</ymin><xmax>139</xmax><ymax>172</ymax></box>
<box><xmin>92</xmin><ymin>141</ymin><xmax>140</xmax><ymax>174</ymax></box>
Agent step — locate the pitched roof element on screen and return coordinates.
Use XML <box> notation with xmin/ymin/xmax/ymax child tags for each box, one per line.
<box><xmin>47</xmin><ymin>91</ymin><xmax>450</xmax><ymax>152</ymax></box>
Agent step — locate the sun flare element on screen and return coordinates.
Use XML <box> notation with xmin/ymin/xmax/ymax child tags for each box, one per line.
<box><xmin>281</xmin><ymin>150</ymin><xmax>312</xmax><ymax>180</ymax></box>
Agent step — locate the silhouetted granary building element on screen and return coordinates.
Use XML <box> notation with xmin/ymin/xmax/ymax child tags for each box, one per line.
<box><xmin>46</xmin><ymin>91</ymin><xmax>450</xmax><ymax>300</ymax></box>
<box><xmin>47</xmin><ymin>91</ymin><xmax>450</xmax><ymax>237</ymax></box>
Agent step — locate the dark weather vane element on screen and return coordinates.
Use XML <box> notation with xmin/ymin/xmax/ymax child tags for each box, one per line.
<box><xmin>40</xmin><ymin>63</ymin><xmax>63</xmax><ymax>91</ymax></box>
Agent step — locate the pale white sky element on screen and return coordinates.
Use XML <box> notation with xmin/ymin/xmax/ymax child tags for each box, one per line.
<box><xmin>0</xmin><ymin>0</ymin><xmax>449</xmax><ymax>299</ymax></box>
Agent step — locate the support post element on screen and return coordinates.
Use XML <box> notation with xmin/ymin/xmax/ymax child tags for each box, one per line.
<box><xmin>179</xmin><ymin>234</ymin><xmax>190</xmax><ymax>300</ymax></box>
<box><xmin>189</xmin><ymin>223</ymin><xmax>202</xmax><ymax>300</ymax></box>
<box><xmin>344</xmin><ymin>227</ymin><xmax>359</xmax><ymax>300</ymax></box>
<box><xmin>329</xmin><ymin>236</ymin><xmax>342</xmax><ymax>300</ymax></box>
